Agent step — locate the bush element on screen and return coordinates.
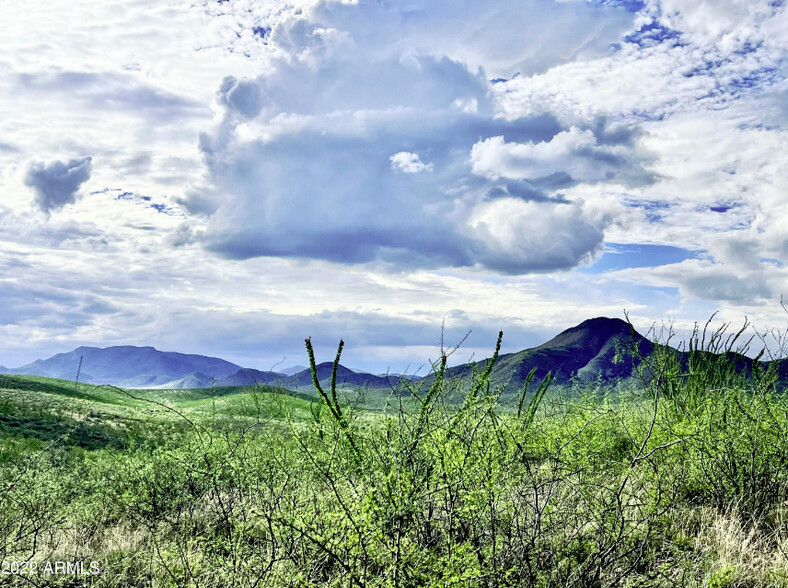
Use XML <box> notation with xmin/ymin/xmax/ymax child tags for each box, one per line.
<box><xmin>4</xmin><ymin>317</ymin><xmax>788</xmax><ymax>586</ymax></box>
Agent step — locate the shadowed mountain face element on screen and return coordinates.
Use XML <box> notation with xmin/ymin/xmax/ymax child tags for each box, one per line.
<box><xmin>445</xmin><ymin>317</ymin><xmax>654</xmax><ymax>392</ymax></box>
<box><xmin>5</xmin><ymin>346</ymin><xmax>243</xmax><ymax>388</ymax></box>
<box><xmin>285</xmin><ymin>362</ymin><xmax>395</xmax><ymax>389</ymax></box>
<box><xmin>530</xmin><ymin>317</ymin><xmax>654</xmax><ymax>382</ymax></box>
<box><xmin>215</xmin><ymin>368</ymin><xmax>287</xmax><ymax>388</ymax></box>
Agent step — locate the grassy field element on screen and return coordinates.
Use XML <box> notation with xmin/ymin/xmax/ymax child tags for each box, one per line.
<box><xmin>2</xmin><ymin>332</ymin><xmax>788</xmax><ymax>587</ymax></box>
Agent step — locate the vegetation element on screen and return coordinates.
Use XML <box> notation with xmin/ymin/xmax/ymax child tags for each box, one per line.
<box><xmin>2</xmin><ymin>320</ymin><xmax>788</xmax><ymax>586</ymax></box>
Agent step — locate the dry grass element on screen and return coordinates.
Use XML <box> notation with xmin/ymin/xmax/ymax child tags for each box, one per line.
<box><xmin>690</xmin><ymin>506</ymin><xmax>788</xmax><ymax>587</ymax></box>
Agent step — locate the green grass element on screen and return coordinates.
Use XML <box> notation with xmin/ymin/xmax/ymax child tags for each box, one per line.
<box><xmin>0</xmin><ymin>374</ymin><xmax>315</xmax><ymax>445</ymax></box>
<box><xmin>2</xmin><ymin>328</ymin><xmax>788</xmax><ymax>587</ymax></box>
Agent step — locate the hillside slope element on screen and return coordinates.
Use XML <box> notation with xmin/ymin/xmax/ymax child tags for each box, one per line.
<box><xmin>444</xmin><ymin>317</ymin><xmax>654</xmax><ymax>393</ymax></box>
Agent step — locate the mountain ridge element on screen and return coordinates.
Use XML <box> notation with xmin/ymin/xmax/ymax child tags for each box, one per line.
<box><xmin>4</xmin><ymin>346</ymin><xmax>244</xmax><ymax>389</ymax></box>
<box><xmin>1</xmin><ymin>317</ymin><xmax>776</xmax><ymax>391</ymax></box>
<box><xmin>437</xmin><ymin>316</ymin><xmax>654</xmax><ymax>392</ymax></box>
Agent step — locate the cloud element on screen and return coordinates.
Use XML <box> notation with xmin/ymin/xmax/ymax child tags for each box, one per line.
<box><xmin>3</xmin><ymin>0</ymin><xmax>788</xmax><ymax>369</ymax></box>
<box><xmin>15</xmin><ymin>71</ymin><xmax>205</xmax><ymax>123</ymax></box>
<box><xmin>195</xmin><ymin>106</ymin><xmax>621</xmax><ymax>271</ymax></box>
<box><xmin>24</xmin><ymin>157</ymin><xmax>93</xmax><ymax>213</ymax></box>
<box><xmin>469</xmin><ymin>127</ymin><xmax>655</xmax><ymax>185</ymax></box>
<box><xmin>657</xmin><ymin>0</ymin><xmax>783</xmax><ymax>47</ymax></box>
<box><xmin>0</xmin><ymin>279</ymin><xmax>115</xmax><ymax>329</ymax></box>
<box><xmin>183</xmin><ymin>0</ymin><xmax>647</xmax><ymax>273</ymax></box>
<box><xmin>217</xmin><ymin>76</ymin><xmax>264</xmax><ymax>119</ymax></box>
<box><xmin>611</xmin><ymin>258</ymin><xmax>787</xmax><ymax>304</ymax></box>
<box><xmin>390</xmin><ymin>152</ymin><xmax>433</xmax><ymax>174</ymax></box>
<box><xmin>288</xmin><ymin>0</ymin><xmax>635</xmax><ymax>79</ymax></box>
<box><xmin>484</xmin><ymin>0</ymin><xmax>788</xmax><ymax>304</ymax></box>
<box><xmin>0</xmin><ymin>200</ymin><xmax>634</xmax><ymax>371</ymax></box>
<box><xmin>494</xmin><ymin>0</ymin><xmax>788</xmax><ymax>125</ymax></box>
<box><xmin>467</xmin><ymin>197</ymin><xmax>605</xmax><ymax>272</ymax></box>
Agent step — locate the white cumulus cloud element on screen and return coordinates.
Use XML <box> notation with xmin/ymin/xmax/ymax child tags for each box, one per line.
<box><xmin>390</xmin><ymin>152</ymin><xmax>433</xmax><ymax>174</ymax></box>
<box><xmin>467</xmin><ymin>197</ymin><xmax>605</xmax><ymax>272</ymax></box>
<box><xmin>469</xmin><ymin>128</ymin><xmax>648</xmax><ymax>184</ymax></box>
<box><xmin>184</xmin><ymin>0</ymin><xmax>643</xmax><ymax>273</ymax></box>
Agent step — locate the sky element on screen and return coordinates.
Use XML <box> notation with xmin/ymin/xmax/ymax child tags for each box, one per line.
<box><xmin>1</xmin><ymin>0</ymin><xmax>787</xmax><ymax>373</ymax></box>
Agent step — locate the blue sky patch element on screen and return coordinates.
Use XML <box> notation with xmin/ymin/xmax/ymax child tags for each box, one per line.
<box><xmin>589</xmin><ymin>0</ymin><xmax>646</xmax><ymax>12</ymax></box>
<box><xmin>579</xmin><ymin>243</ymin><xmax>698</xmax><ymax>274</ymax></box>
<box><xmin>252</xmin><ymin>26</ymin><xmax>270</xmax><ymax>40</ymax></box>
<box><xmin>760</xmin><ymin>257</ymin><xmax>785</xmax><ymax>267</ymax></box>
<box><xmin>710</xmin><ymin>205</ymin><xmax>732</xmax><ymax>213</ymax></box>
<box><xmin>728</xmin><ymin>66</ymin><xmax>780</xmax><ymax>91</ymax></box>
<box><xmin>625</xmin><ymin>199</ymin><xmax>672</xmax><ymax>223</ymax></box>
<box><xmin>624</xmin><ymin>21</ymin><xmax>682</xmax><ymax>48</ymax></box>
<box><xmin>491</xmin><ymin>73</ymin><xmax>519</xmax><ymax>85</ymax></box>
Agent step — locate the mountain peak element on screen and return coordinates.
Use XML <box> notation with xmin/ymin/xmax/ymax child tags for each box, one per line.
<box><xmin>574</xmin><ymin>316</ymin><xmax>631</xmax><ymax>330</ymax></box>
<box><xmin>73</xmin><ymin>346</ymin><xmax>99</xmax><ymax>352</ymax></box>
<box><xmin>536</xmin><ymin>316</ymin><xmax>639</xmax><ymax>352</ymax></box>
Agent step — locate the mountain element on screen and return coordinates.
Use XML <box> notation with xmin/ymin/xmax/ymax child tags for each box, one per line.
<box><xmin>149</xmin><ymin>372</ymin><xmax>216</xmax><ymax>390</ymax></box>
<box><xmin>6</xmin><ymin>346</ymin><xmax>243</xmax><ymax>388</ymax></box>
<box><xmin>1</xmin><ymin>345</ymin><xmax>400</xmax><ymax>391</ymax></box>
<box><xmin>215</xmin><ymin>368</ymin><xmax>287</xmax><ymax>387</ymax></box>
<box><xmin>286</xmin><ymin>362</ymin><xmax>396</xmax><ymax>389</ymax></box>
<box><xmin>5</xmin><ymin>317</ymin><xmax>780</xmax><ymax>392</ymax></box>
<box><xmin>279</xmin><ymin>365</ymin><xmax>308</xmax><ymax>376</ymax></box>
<box><xmin>440</xmin><ymin>317</ymin><xmax>788</xmax><ymax>394</ymax></box>
<box><xmin>442</xmin><ymin>317</ymin><xmax>654</xmax><ymax>393</ymax></box>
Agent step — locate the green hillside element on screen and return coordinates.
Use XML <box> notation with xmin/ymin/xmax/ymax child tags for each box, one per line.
<box><xmin>0</xmin><ymin>374</ymin><xmax>315</xmax><ymax>452</ymax></box>
<box><xmin>2</xmin><ymin>332</ymin><xmax>788</xmax><ymax>587</ymax></box>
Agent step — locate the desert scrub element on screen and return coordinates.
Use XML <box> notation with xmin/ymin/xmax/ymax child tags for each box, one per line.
<box><xmin>3</xmin><ymin>319</ymin><xmax>788</xmax><ymax>586</ymax></box>
<box><xmin>256</xmin><ymin>333</ymin><xmax>680</xmax><ymax>587</ymax></box>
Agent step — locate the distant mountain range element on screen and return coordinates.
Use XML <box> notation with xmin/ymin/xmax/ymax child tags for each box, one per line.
<box><xmin>4</xmin><ymin>346</ymin><xmax>242</xmax><ymax>389</ymax></box>
<box><xmin>1</xmin><ymin>317</ymin><xmax>780</xmax><ymax>391</ymax></box>
<box><xmin>0</xmin><ymin>345</ymin><xmax>403</xmax><ymax>390</ymax></box>
<box><xmin>279</xmin><ymin>365</ymin><xmax>307</xmax><ymax>376</ymax></box>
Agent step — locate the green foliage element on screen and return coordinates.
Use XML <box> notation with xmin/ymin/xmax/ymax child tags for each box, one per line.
<box><xmin>3</xmin><ymin>320</ymin><xmax>788</xmax><ymax>586</ymax></box>
<box><xmin>707</xmin><ymin>566</ymin><xmax>735</xmax><ymax>588</ymax></box>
